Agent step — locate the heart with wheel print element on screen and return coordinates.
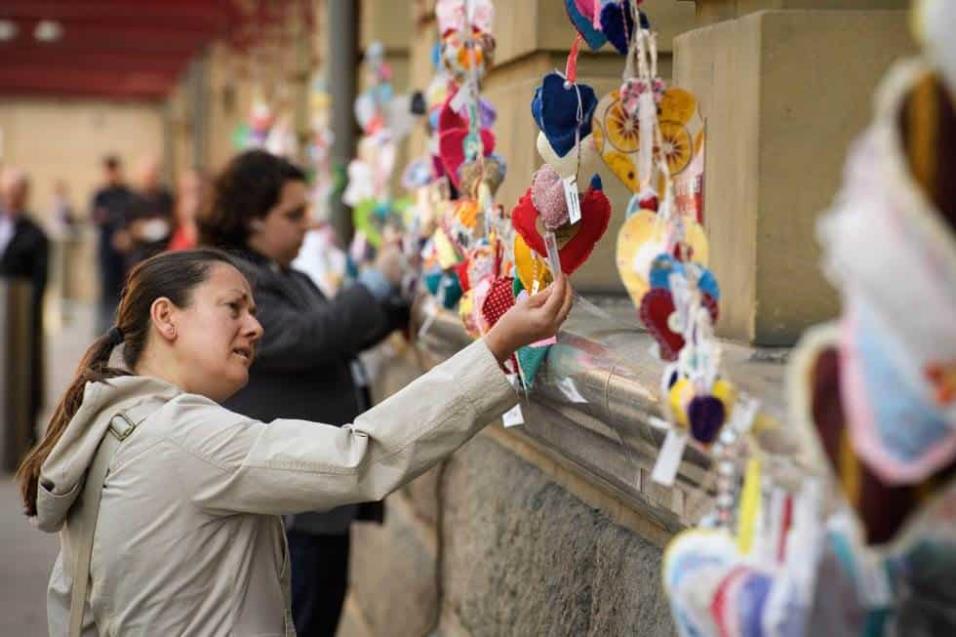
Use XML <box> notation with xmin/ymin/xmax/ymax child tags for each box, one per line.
<box><xmin>511</xmin><ymin>174</ymin><xmax>611</xmax><ymax>276</ymax></box>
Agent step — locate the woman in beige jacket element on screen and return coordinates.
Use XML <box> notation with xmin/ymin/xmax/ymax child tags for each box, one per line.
<box><xmin>17</xmin><ymin>248</ymin><xmax>573</xmax><ymax>636</ymax></box>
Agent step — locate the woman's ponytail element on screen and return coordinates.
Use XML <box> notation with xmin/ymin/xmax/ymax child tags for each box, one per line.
<box><xmin>16</xmin><ymin>330</ymin><xmax>130</xmax><ymax>516</ymax></box>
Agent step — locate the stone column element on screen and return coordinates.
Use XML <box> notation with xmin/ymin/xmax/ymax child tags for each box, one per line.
<box><xmin>674</xmin><ymin>1</ymin><xmax>913</xmax><ymax>345</ymax></box>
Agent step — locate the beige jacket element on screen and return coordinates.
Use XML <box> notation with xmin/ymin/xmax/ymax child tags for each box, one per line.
<box><xmin>36</xmin><ymin>340</ymin><xmax>514</xmax><ymax>636</ymax></box>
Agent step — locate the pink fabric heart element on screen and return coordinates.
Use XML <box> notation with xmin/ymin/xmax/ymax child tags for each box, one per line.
<box><xmin>530</xmin><ymin>164</ymin><xmax>571</xmax><ymax>230</ymax></box>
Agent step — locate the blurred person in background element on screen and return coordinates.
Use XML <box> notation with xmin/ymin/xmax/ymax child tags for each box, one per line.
<box><xmin>90</xmin><ymin>155</ymin><xmax>135</xmax><ymax>333</ymax></box>
<box><xmin>168</xmin><ymin>168</ymin><xmax>208</xmax><ymax>252</ymax></box>
<box><xmin>50</xmin><ymin>179</ymin><xmax>77</xmax><ymax>236</ymax></box>
<box><xmin>0</xmin><ymin>167</ymin><xmax>49</xmax><ymax>440</ymax></box>
<box><xmin>200</xmin><ymin>149</ymin><xmax>410</xmax><ymax>637</ymax></box>
<box><xmin>124</xmin><ymin>155</ymin><xmax>174</xmax><ymax>266</ymax></box>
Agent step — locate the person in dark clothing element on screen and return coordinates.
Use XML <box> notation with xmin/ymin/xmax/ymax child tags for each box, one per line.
<box><xmin>90</xmin><ymin>156</ymin><xmax>135</xmax><ymax>333</ymax></box>
<box><xmin>0</xmin><ymin>168</ymin><xmax>49</xmax><ymax>438</ymax></box>
<box><xmin>200</xmin><ymin>149</ymin><xmax>409</xmax><ymax>637</ymax></box>
<box><xmin>126</xmin><ymin>156</ymin><xmax>174</xmax><ymax>267</ymax></box>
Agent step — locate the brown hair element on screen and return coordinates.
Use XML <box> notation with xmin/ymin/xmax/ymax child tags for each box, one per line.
<box><xmin>16</xmin><ymin>248</ymin><xmax>245</xmax><ymax>516</ymax></box>
<box><xmin>198</xmin><ymin>149</ymin><xmax>307</xmax><ymax>250</ymax></box>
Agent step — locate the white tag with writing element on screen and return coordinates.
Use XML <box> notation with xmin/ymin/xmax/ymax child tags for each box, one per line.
<box><xmin>858</xmin><ymin>552</ymin><xmax>893</xmax><ymax>608</ymax></box>
<box><xmin>502</xmin><ymin>403</ymin><xmax>525</xmax><ymax>428</ymax></box>
<box><xmin>417</xmin><ymin>296</ymin><xmax>439</xmax><ymax>340</ymax></box>
<box><xmin>651</xmin><ymin>429</ymin><xmax>687</xmax><ymax>487</ymax></box>
<box><xmin>563</xmin><ymin>175</ymin><xmax>582</xmax><ymax>224</ymax></box>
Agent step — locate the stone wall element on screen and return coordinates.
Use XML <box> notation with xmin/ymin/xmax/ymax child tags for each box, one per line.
<box><xmin>342</xmin><ymin>435</ymin><xmax>675</xmax><ymax>637</ymax></box>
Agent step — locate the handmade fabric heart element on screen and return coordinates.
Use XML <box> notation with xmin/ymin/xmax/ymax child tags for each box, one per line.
<box><xmin>616</xmin><ymin>210</ymin><xmax>709</xmax><ymax>307</ymax></box>
<box><xmin>531</xmin><ymin>72</ymin><xmax>598</xmax><ymax>158</ymax></box>
<box><xmin>481</xmin><ymin>276</ymin><xmax>515</xmax><ymax>328</ymax></box>
<box><xmin>563</xmin><ymin>0</ymin><xmax>607</xmax><ymax>50</ymax></box>
<box><xmin>439</xmin><ymin>129</ymin><xmax>496</xmax><ymax>190</ymax></box>
<box><xmin>640</xmin><ymin>288</ymin><xmax>685</xmax><ymax>362</ymax></box>
<box><xmin>517</xmin><ymin>345</ymin><xmax>551</xmax><ymax>389</ymax></box>
<box><xmin>459</xmin><ymin>154</ymin><xmax>506</xmax><ymax>198</ymax></box>
<box><xmin>593</xmin><ymin>87</ymin><xmax>704</xmax><ymax>193</ymax></box>
<box><xmin>511</xmin><ymin>176</ymin><xmax>612</xmax><ymax>276</ymax></box>
<box><xmin>599</xmin><ymin>0</ymin><xmax>636</xmax><ymax>55</ymax></box>
<box><xmin>436</xmin><ymin>0</ymin><xmax>495</xmax><ymax>36</ymax></box>
<box><xmin>536</xmin><ymin>131</ymin><xmax>601</xmax><ymax>180</ymax></box>
<box><xmin>640</xmin><ymin>288</ymin><xmax>719</xmax><ymax>362</ymax></box>
<box><xmin>513</xmin><ymin>234</ymin><xmax>553</xmax><ymax>293</ymax></box>
<box><xmin>438</xmin><ymin>90</ymin><xmax>497</xmax><ymax>189</ymax></box>
<box><xmin>531</xmin><ymin>164</ymin><xmax>572</xmax><ymax>230</ymax></box>
<box><xmin>441</xmin><ymin>30</ymin><xmax>496</xmax><ymax>83</ymax></box>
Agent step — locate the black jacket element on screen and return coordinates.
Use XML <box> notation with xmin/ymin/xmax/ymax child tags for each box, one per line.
<box><xmin>0</xmin><ymin>214</ymin><xmax>49</xmax><ymax>423</ymax></box>
<box><xmin>224</xmin><ymin>249</ymin><xmax>409</xmax><ymax>531</ymax></box>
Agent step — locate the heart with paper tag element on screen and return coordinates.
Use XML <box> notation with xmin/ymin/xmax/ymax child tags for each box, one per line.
<box><xmin>511</xmin><ymin>172</ymin><xmax>611</xmax><ymax>276</ymax></box>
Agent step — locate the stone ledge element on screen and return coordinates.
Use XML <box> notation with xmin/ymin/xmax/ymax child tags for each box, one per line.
<box><xmin>407</xmin><ymin>297</ymin><xmax>795</xmax><ymax>527</ymax></box>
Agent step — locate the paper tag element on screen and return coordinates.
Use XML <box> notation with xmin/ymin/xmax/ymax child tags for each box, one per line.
<box><xmin>529</xmin><ymin>335</ymin><xmax>557</xmax><ymax>348</ymax></box>
<box><xmin>544</xmin><ymin>231</ymin><xmax>562</xmax><ymax>278</ymax></box>
<box><xmin>858</xmin><ymin>553</ymin><xmax>893</xmax><ymax>608</ymax></box>
<box><xmin>556</xmin><ymin>377</ymin><xmax>588</xmax><ymax>403</ymax></box>
<box><xmin>563</xmin><ymin>176</ymin><xmax>582</xmax><ymax>225</ymax></box>
<box><xmin>502</xmin><ymin>403</ymin><xmax>525</xmax><ymax>428</ymax></box>
<box><xmin>417</xmin><ymin>296</ymin><xmax>439</xmax><ymax>339</ymax></box>
<box><xmin>650</xmin><ymin>429</ymin><xmax>687</xmax><ymax>487</ymax></box>
<box><xmin>449</xmin><ymin>83</ymin><xmax>472</xmax><ymax>113</ymax></box>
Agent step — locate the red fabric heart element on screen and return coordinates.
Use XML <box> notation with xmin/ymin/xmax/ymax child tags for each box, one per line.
<box><xmin>510</xmin><ymin>184</ymin><xmax>612</xmax><ymax>276</ymax></box>
<box><xmin>438</xmin><ymin>128</ymin><xmax>496</xmax><ymax>189</ymax></box>
<box><xmin>481</xmin><ymin>276</ymin><xmax>515</xmax><ymax>328</ymax></box>
<box><xmin>454</xmin><ymin>261</ymin><xmax>471</xmax><ymax>293</ymax></box>
<box><xmin>640</xmin><ymin>289</ymin><xmax>721</xmax><ymax>361</ymax></box>
<box><xmin>639</xmin><ymin>288</ymin><xmax>684</xmax><ymax>362</ymax></box>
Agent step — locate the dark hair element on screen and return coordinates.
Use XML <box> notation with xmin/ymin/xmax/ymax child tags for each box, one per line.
<box><xmin>199</xmin><ymin>149</ymin><xmax>307</xmax><ymax>250</ymax></box>
<box><xmin>17</xmin><ymin>248</ymin><xmax>246</xmax><ymax>516</ymax></box>
<box><xmin>103</xmin><ymin>155</ymin><xmax>121</xmax><ymax>170</ymax></box>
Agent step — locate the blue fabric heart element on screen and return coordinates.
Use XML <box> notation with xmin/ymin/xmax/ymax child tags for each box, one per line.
<box><xmin>563</xmin><ymin>0</ymin><xmax>607</xmax><ymax>51</ymax></box>
<box><xmin>599</xmin><ymin>0</ymin><xmax>635</xmax><ymax>55</ymax></box>
<box><xmin>517</xmin><ymin>345</ymin><xmax>550</xmax><ymax>389</ymax></box>
<box><xmin>649</xmin><ymin>253</ymin><xmax>683</xmax><ymax>290</ymax></box>
<box><xmin>697</xmin><ymin>267</ymin><xmax>720</xmax><ymax>300</ymax></box>
<box><xmin>531</xmin><ymin>72</ymin><xmax>598</xmax><ymax>158</ymax></box>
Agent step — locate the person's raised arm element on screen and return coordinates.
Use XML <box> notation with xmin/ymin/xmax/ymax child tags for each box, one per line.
<box><xmin>182</xmin><ymin>277</ymin><xmax>574</xmax><ymax>515</ymax></box>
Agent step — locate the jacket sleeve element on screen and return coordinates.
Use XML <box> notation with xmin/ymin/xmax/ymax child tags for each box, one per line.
<box><xmin>251</xmin><ymin>278</ymin><xmax>392</xmax><ymax>372</ymax></box>
<box><xmin>172</xmin><ymin>339</ymin><xmax>516</xmax><ymax>516</ymax></box>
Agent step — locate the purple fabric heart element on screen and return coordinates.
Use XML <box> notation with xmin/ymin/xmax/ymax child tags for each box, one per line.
<box><xmin>688</xmin><ymin>395</ymin><xmax>726</xmax><ymax>444</ymax></box>
<box><xmin>599</xmin><ymin>0</ymin><xmax>636</xmax><ymax>55</ymax></box>
<box><xmin>479</xmin><ymin>97</ymin><xmax>497</xmax><ymax>129</ymax></box>
<box><xmin>531</xmin><ymin>72</ymin><xmax>598</xmax><ymax>158</ymax></box>
<box><xmin>564</xmin><ymin>0</ymin><xmax>607</xmax><ymax>50</ymax></box>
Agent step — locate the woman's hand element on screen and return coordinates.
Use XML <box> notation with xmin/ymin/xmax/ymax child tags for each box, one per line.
<box><xmin>484</xmin><ymin>276</ymin><xmax>574</xmax><ymax>364</ymax></box>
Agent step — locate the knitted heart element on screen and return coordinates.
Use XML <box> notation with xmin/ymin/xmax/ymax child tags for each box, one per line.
<box><xmin>531</xmin><ymin>164</ymin><xmax>571</xmax><ymax>230</ymax></box>
<box><xmin>563</xmin><ymin>0</ymin><xmax>607</xmax><ymax>50</ymax></box>
<box><xmin>517</xmin><ymin>345</ymin><xmax>550</xmax><ymax>389</ymax></box>
<box><xmin>639</xmin><ymin>288</ymin><xmax>684</xmax><ymax>361</ymax></box>
<box><xmin>511</xmin><ymin>176</ymin><xmax>611</xmax><ymax>276</ymax></box>
<box><xmin>531</xmin><ymin>72</ymin><xmax>598</xmax><ymax>158</ymax></box>
<box><xmin>599</xmin><ymin>0</ymin><xmax>636</xmax><ymax>55</ymax></box>
<box><xmin>480</xmin><ymin>276</ymin><xmax>515</xmax><ymax>328</ymax></box>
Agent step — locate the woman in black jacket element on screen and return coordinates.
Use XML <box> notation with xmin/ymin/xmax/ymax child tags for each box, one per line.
<box><xmin>200</xmin><ymin>150</ymin><xmax>408</xmax><ymax>636</ymax></box>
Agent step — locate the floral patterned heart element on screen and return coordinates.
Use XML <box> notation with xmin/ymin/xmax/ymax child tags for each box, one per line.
<box><xmin>511</xmin><ymin>179</ymin><xmax>612</xmax><ymax>276</ymax></box>
<box><xmin>563</xmin><ymin>0</ymin><xmax>607</xmax><ymax>50</ymax></box>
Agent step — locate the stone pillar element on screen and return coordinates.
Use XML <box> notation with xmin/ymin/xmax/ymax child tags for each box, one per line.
<box><xmin>674</xmin><ymin>6</ymin><xmax>914</xmax><ymax>345</ymax></box>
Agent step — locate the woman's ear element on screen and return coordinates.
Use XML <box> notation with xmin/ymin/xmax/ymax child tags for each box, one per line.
<box><xmin>150</xmin><ymin>297</ymin><xmax>178</xmax><ymax>342</ymax></box>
